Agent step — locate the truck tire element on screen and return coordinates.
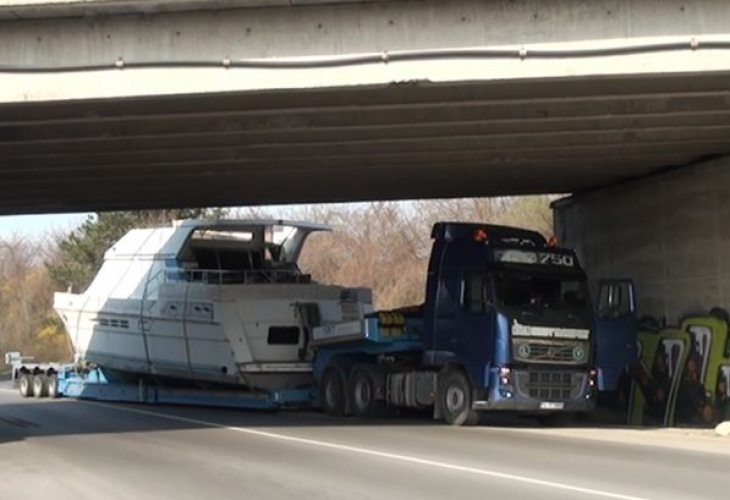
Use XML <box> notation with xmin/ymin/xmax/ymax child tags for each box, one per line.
<box><xmin>47</xmin><ymin>374</ymin><xmax>60</xmax><ymax>399</ymax></box>
<box><xmin>349</xmin><ymin>366</ymin><xmax>384</xmax><ymax>418</ymax></box>
<box><xmin>320</xmin><ymin>366</ymin><xmax>348</xmax><ymax>417</ymax></box>
<box><xmin>33</xmin><ymin>374</ymin><xmax>48</xmax><ymax>398</ymax></box>
<box><xmin>18</xmin><ymin>374</ymin><xmax>33</xmax><ymax>398</ymax></box>
<box><xmin>32</xmin><ymin>374</ymin><xmax>48</xmax><ymax>398</ymax></box>
<box><xmin>438</xmin><ymin>370</ymin><xmax>478</xmax><ymax>426</ymax></box>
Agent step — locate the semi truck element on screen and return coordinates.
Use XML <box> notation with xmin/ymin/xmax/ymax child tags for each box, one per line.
<box><xmin>6</xmin><ymin>222</ymin><xmax>635</xmax><ymax>425</ymax></box>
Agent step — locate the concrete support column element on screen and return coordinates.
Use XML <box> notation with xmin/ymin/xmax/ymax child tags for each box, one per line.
<box><xmin>554</xmin><ymin>156</ymin><xmax>730</xmax><ymax>324</ymax></box>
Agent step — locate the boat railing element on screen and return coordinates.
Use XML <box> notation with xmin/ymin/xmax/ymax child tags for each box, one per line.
<box><xmin>164</xmin><ymin>268</ymin><xmax>312</xmax><ymax>285</ymax></box>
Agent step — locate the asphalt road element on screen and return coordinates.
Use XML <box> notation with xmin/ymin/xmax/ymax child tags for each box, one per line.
<box><xmin>0</xmin><ymin>384</ymin><xmax>728</xmax><ymax>500</ymax></box>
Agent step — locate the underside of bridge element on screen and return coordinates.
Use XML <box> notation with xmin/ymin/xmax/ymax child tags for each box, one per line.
<box><xmin>2</xmin><ymin>0</ymin><xmax>730</xmax><ymax>214</ymax></box>
<box><xmin>2</xmin><ymin>71</ymin><xmax>730</xmax><ymax>214</ymax></box>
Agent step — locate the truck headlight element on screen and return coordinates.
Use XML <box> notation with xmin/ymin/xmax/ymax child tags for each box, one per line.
<box><xmin>499</xmin><ymin>366</ymin><xmax>511</xmax><ymax>385</ymax></box>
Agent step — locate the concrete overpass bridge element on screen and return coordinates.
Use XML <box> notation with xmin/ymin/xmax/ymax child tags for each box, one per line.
<box><xmin>1</xmin><ymin>0</ymin><xmax>730</xmax><ymax>212</ymax></box>
<box><xmin>2</xmin><ymin>0</ymin><xmax>730</xmax><ymax>320</ymax></box>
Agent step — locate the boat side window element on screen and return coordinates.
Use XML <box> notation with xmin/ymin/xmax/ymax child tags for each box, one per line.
<box><xmin>267</xmin><ymin>326</ymin><xmax>301</xmax><ymax>345</ymax></box>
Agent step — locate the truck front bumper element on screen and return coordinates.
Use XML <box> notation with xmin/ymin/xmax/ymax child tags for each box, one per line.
<box><xmin>473</xmin><ymin>398</ymin><xmax>595</xmax><ymax>411</ymax></box>
<box><xmin>477</xmin><ymin>366</ymin><xmax>597</xmax><ymax>412</ymax></box>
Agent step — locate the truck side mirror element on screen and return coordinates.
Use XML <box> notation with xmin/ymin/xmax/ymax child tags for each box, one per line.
<box><xmin>460</xmin><ymin>273</ymin><xmax>491</xmax><ymax>313</ymax></box>
<box><xmin>596</xmin><ymin>280</ymin><xmax>635</xmax><ymax>319</ymax></box>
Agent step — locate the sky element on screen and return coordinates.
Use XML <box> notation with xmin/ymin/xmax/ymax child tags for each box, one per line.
<box><xmin>0</xmin><ymin>213</ymin><xmax>90</xmax><ymax>239</ymax></box>
<box><xmin>0</xmin><ymin>204</ymin><xmax>336</xmax><ymax>239</ymax></box>
<box><xmin>0</xmin><ymin>205</ymin><xmax>330</xmax><ymax>239</ymax></box>
<box><xmin>0</xmin><ymin>200</ymin><xmax>427</xmax><ymax>239</ymax></box>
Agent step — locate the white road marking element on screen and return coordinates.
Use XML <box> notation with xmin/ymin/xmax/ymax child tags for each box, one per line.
<box><xmin>87</xmin><ymin>401</ymin><xmax>652</xmax><ymax>500</ymax></box>
<box><xmin>474</xmin><ymin>423</ymin><xmax>730</xmax><ymax>457</ymax></box>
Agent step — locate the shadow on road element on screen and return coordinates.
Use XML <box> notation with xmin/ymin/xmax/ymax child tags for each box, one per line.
<box><xmin>0</xmin><ymin>390</ymin><xmax>658</xmax><ymax>449</ymax></box>
<box><xmin>0</xmin><ymin>397</ymin><xmax>434</xmax><ymax>446</ymax></box>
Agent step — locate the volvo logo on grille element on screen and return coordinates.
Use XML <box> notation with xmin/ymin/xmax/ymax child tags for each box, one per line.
<box><xmin>518</xmin><ymin>343</ymin><xmax>531</xmax><ymax>358</ymax></box>
<box><xmin>572</xmin><ymin>345</ymin><xmax>586</xmax><ymax>362</ymax></box>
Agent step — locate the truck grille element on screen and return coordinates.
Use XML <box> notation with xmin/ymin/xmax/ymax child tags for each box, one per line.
<box><xmin>514</xmin><ymin>370</ymin><xmax>586</xmax><ymax>400</ymax></box>
<box><xmin>512</xmin><ymin>339</ymin><xmax>588</xmax><ymax>365</ymax></box>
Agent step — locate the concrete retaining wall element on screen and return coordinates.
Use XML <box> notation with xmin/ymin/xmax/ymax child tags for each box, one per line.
<box><xmin>554</xmin><ymin>156</ymin><xmax>730</xmax><ymax>324</ymax></box>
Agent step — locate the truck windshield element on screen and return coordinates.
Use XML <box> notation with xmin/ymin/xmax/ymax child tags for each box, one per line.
<box><xmin>494</xmin><ymin>271</ymin><xmax>590</xmax><ymax>322</ymax></box>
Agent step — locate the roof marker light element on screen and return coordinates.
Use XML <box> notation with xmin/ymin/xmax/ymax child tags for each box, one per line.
<box><xmin>473</xmin><ymin>228</ymin><xmax>488</xmax><ymax>242</ymax></box>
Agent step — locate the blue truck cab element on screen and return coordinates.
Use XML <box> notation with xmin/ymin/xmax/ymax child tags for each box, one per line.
<box><xmin>423</xmin><ymin>223</ymin><xmax>596</xmax><ymax>418</ymax></box>
<box><xmin>313</xmin><ymin>222</ymin><xmax>600</xmax><ymax>425</ymax></box>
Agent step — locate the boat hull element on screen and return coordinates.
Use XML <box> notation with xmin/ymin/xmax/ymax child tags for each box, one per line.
<box><xmin>54</xmin><ymin>283</ymin><xmax>371</xmax><ymax>390</ymax></box>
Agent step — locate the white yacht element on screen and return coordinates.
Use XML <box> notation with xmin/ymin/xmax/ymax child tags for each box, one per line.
<box><xmin>53</xmin><ymin>219</ymin><xmax>373</xmax><ymax>390</ymax></box>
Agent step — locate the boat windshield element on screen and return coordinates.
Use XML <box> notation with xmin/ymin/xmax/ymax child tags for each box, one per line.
<box><xmin>172</xmin><ymin>225</ymin><xmax>312</xmax><ymax>285</ymax></box>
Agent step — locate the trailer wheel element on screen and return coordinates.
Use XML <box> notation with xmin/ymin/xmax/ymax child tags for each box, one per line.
<box><xmin>47</xmin><ymin>375</ymin><xmax>60</xmax><ymax>399</ymax></box>
<box><xmin>438</xmin><ymin>369</ymin><xmax>478</xmax><ymax>426</ymax></box>
<box><xmin>32</xmin><ymin>374</ymin><xmax>48</xmax><ymax>398</ymax></box>
<box><xmin>320</xmin><ymin>366</ymin><xmax>348</xmax><ymax>417</ymax></box>
<box><xmin>18</xmin><ymin>374</ymin><xmax>33</xmax><ymax>398</ymax></box>
<box><xmin>349</xmin><ymin>366</ymin><xmax>384</xmax><ymax>418</ymax></box>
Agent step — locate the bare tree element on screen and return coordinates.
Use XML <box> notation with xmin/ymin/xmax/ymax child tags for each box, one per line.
<box><xmin>295</xmin><ymin>196</ymin><xmax>554</xmax><ymax>310</ymax></box>
<box><xmin>0</xmin><ymin>236</ymin><xmax>70</xmax><ymax>368</ymax></box>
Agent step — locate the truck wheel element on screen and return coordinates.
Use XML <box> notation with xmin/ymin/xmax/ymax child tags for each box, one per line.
<box><xmin>439</xmin><ymin>370</ymin><xmax>478</xmax><ymax>426</ymax></box>
<box><xmin>32</xmin><ymin>374</ymin><xmax>48</xmax><ymax>398</ymax></box>
<box><xmin>320</xmin><ymin>367</ymin><xmax>348</xmax><ymax>416</ymax></box>
<box><xmin>18</xmin><ymin>374</ymin><xmax>33</xmax><ymax>398</ymax></box>
<box><xmin>47</xmin><ymin>375</ymin><xmax>60</xmax><ymax>399</ymax></box>
<box><xmin>349</xmin><ymin>367</ymin><xmax>384</xmax><ymax>418</ymax></box>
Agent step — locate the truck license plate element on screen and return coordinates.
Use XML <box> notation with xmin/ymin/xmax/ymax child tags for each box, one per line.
<box><xmin>540</xmin><ymin>402</ymin><xmax>564</xmax><ymax>410</ymax></box>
